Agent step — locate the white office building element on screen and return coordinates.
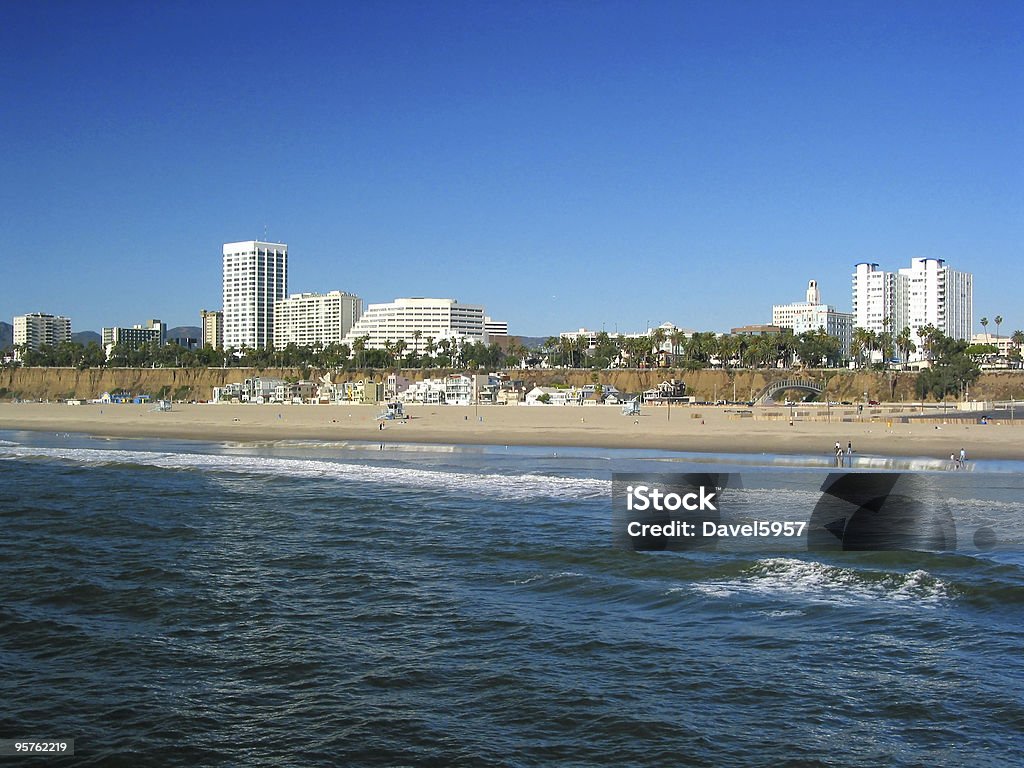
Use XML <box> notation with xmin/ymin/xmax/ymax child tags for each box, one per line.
<box><xmin>852</xmin><ymin>259</ymin><xmax>972</xmax><ymax>361</ymax></box>
<box><xmin>13</xmin><ymin>312</ymin><xmax>71</xmax><ymax>358</ymax></box>
<box><xmin>223</xmin><ymin>240</ymin><xmax>288</xmax><ymax>350</ymax></box>
<box><xmin>342</xmin><ymin>297</ymin><xmax>487</xmax><ymax>351</ymax></box>
<box><xmin>273</xmin><ymin>291</ymin><xmax>363</xmax><ymax>349</ymax></box>
<box><xmin>772</xmin><ymin>280</ymin><xmax>854</xmax><ymax>358</ymax></box>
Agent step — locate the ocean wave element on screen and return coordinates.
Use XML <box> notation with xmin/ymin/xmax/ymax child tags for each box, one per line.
<box><xmin>0</xmin><ymin>445</ymin><xmax>610</xmax><ymax>501</ymax></box>
<box><xmin>690</xmin><ymin>557</ymin><xmax>953</xmax><ymax>606</ymax></box>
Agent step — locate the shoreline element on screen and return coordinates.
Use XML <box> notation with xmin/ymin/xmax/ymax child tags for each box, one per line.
<box><xmin>2</xmin><ymin>401</ymin><xmax>1023</xmax><ymax>461</ymax></box>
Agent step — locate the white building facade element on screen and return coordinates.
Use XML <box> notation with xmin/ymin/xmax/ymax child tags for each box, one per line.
<box><xmin>13</xmin><ymin>312</ymin><xmax>71</xmax><ymax>357</ymax></box>
<box><xmin>223</xmin><ymin>240</ymin><xmax>288</xmax><ymax>350</ymax></box>
<box><xmin>273</xmin><ymin>291</ymin><xmax>363</xmax><ymax>349</ymax></box>
<box><xmin>342</xmin><ymin>298</ymin><xmax>487</xmax><ymax>351</ymax></box>
<box><xmin>852</xmin><ymin>259</ymin><xmax>972</xmax><ymax>361</ymax></box>
<box><xmin>772</xmin><ymin>280</ymin><xmax>854</xmax><ymax>359</ymax></box>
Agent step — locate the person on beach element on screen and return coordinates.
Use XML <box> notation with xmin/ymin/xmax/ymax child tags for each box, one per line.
<box><xmin>950</xmin><ymin>453</ymin><xmax>957</xmax><ymax>470</ymax></box>
<box><xmin>960</xmin><ymin>447</ymin><xmax>967</xmax><ymax>467</ymax></box>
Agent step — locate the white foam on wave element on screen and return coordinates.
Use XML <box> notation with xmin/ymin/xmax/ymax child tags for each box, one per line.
<box><xmin>690</xmin><ymin>557</ymin><xmax>953</xmax><ymax>607</ymax></box>
<box><xmin>0</xmin><ymin>444</ymin><xmax>610</xmax><ymax>502</ymax></box>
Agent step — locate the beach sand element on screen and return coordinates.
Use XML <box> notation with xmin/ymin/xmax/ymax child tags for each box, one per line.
<box><xmin>1</xmin><ymin>401</ymin><xmax>1021</xmax><ymax>460</ymax></box>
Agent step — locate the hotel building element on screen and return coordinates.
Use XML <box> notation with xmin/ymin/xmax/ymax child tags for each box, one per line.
<box><xmin>772</xmin><ymin>279</ymin><xmax>854</xmax><ymax>358</ymax></box>
<box><xmin>102</xmin><ymin>319</ymin><xmax>166</xmax><ymax>355</ymax></box>
<box><xmin>273</xmin><ymin>291</ymin><xmax>363</xmax><ymax>349</ymax></box>
<box><xmin>342</xmin><ymin>297</ymin><xmax>487</xmax><ymax>351</ymax></box>
<box><xmin>223</xmin><ymin>240</ymin><xmax>288</xmax><ymax>350</ymax></box>
<box><xmin>13</xmin><ymin>312</ymin><xmax>71</xmax><ymax>358</ymax></box>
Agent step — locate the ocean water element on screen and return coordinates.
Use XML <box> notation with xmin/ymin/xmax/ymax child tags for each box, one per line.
<box><xmin>1</xmin><ymin>430</ymin><xmax>1022</xmax><ymax>767</ymax></box>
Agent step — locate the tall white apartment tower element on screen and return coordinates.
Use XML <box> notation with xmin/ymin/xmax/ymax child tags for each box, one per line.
<box><xmin>852</xmin><ymin>259</ymin><xmax>972</xmax><ymax>361</ymax></box>
<box><xmin>898</xmin><ymin>257</ymin><xmax>972</xmax><ymax>344</ymax></box>
<box><xmin>851</xmin><ymin>263</ymin><xmax>908</xmax><ymax>336</ymax></box>
<box><xmin>222</xmin><ymin>240</ymin><xmax>288</xmax><ymax>350</ymax></box>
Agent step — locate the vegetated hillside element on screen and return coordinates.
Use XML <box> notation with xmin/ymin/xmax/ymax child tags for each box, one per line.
<box><xmin>72</xmin><ymin>331</ymin><xmax>101</xmax><ymax>346</ymax></box>
<box><xmin>168</xmin><ymin>326</ymin><xmax>202</xmax><ymax>340</ymax></box>
<box><xmin>1</xmin><ymin>366</ymin><xmax>1022</xmax><ymax>403</ymax></box>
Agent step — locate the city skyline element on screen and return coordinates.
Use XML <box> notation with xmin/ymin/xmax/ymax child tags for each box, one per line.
<box><xmin>2</xmin><ymin>2</ymin><xmax>1021</xmax><ymax>335</ymax></box>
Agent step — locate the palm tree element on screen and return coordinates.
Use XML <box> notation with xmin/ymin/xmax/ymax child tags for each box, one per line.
<box><xmin>994</xmin><ymin>315</ymin><xmax>1003</xmax><ymax>345</ymax></box>
<box><xmin>669</xmin><ymin>329</ymin><xmax>687</xmax><ymax>364</ymax></box>
<box><xmin>1013</xmin><ymin>329</ymin><xmax>1024</xmax><ymax>352</ymax></box>
<box><xmin>980</xmin><ymin>317</ymin><xmax>989</xmax><ymax>343</ymax></box>
<box><xmin>851</xmin><ymin>327</ymin><xmax>872</xmax><ymax>368</ymax></box>
<box><xmin>895</xmin><ymin>327</ymin><xmax>916</xmax><ymax>365</ymax></box>
<box><xmin>352</xmin><ymin>336</ymin><xmax>368</xmax><ymax>370</ymax></box>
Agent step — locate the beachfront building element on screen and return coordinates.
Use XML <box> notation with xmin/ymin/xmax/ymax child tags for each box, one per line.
<box><xmin>852</xmin><ymin>258</ymin><xmax>972</xmax><ymax>361</ymax></box>
<box><xmin>273</xmin><ymin>291</ymin><xmax>363</xmax><ymax>349</ymax></box>
<box><xmin>341</xmin><ymin>297</ymin><xmax>487</xmax><ymax>351</ymax></box>
<box><xmin>101</xmin><ymin>319</ymin><xmax>166</xmax><ymax>356</ymax></box>
<box><xmin>399</xmin><ymin>378</ymin><xmax>448</xmax><ymax>405</ymax></box>
<box><xmin>13</xmin><ymin>312</ymin><xmax>71</xmax><ymax>358</ymax></box>
<box><xmin>772</xmin><ymin>280</ymin><xmax>854</xmax><ymax>359</ymax></box>
<box><xmin>201</xmin><ymin>309</ymin><xmax>223</xmax><ymax>350</ymax></box>
<box><xmin>524</xmin><ymin>386</ymin><xmax>586</xmax><ymax>406</ymax></box>
<box><xmin>223</xmin><ymin>240</ymin><xmax>288</xmax><ymax>350</ymax></box>
<box><xmin>385</xmin><ymin>373</ymin><xmax>414</xmax><ymax>400</ymax></box>
<box><xmin>212</xmin><ymin>376</ymin><xmax>286</xmax><ymax>403</ymax></box>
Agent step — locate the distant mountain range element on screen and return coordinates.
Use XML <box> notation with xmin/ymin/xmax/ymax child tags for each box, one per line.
<box><xmin>72</xmin><ymin>331</ymin><xmax>101</xmax><ymax>346</ymax></box>
<box><xmin>516</xmin><ymin>336</ymin><xmax>548</xmax><ymax>350</ymax></box>
<box><xmin>168</xmin><ymin>326</ymin><xmax>202</xmax><ymax>340</ymax></box>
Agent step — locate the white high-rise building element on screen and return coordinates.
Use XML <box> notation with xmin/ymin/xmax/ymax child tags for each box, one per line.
<box><xmin>772</xmin><ymin>280</ymin><xmax>854</xmax><ymax>359</ymax></box>
<box><xmin>899</xmin><ymin>257</ymin><xmax>972</xmax><ymax>345</ymax></box>
<box><xmin>273</xmin><ymin>291</ymin><xmax>363</xmax><ymax>349</ymax></box>
<box><xmin>342</xmin><ymin>298</ymin><xmax>487</xmax><ymax>351</ymax></box>
<box><xmin>222</xmin><ymin>240</ymin><xmax>288</xmax><ymax>350</ymax></box>
<box><xmin>13</xmin><ymin>312</ymin><xmax>71</xmax><ymax>358</ymax></box>
<box><xmin>852</xmin><ymin>258</ymin><xmax>972</xmax><ymax>361</ymax></box>
<box><xmin>852</xmin><ymin>263</ymin><xmax>908</xmax><ymax>336</ymax></box>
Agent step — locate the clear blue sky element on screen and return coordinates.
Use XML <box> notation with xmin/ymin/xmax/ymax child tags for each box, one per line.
<box><xmin>2</xmin><ymin>1</ymin><xmax>1021</xmax><ymax>337</ymax></box>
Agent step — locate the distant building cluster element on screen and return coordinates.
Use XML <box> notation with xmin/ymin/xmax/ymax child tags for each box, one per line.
<box><xmin>772</xmin><ymin>279</ymin><xmax>854</xmax><ymax>358</ymax></box>
<box><xmin>9</xmin><ymin>242</ymin><xmax>977</xmax><ymax>370</ymax></box>
<box><xmin>215</xmin><ymin>240</ymin><xmax>506</xmax><ymax>354</ymax></box>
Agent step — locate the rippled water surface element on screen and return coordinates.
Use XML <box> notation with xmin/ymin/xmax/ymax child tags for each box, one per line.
<box><xmin>1</xmin><ymin>431</ymin><xmax>1022</xmax><ymax>766</ymax></box>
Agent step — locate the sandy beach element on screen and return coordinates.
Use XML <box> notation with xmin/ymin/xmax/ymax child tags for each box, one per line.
<box><xmin>1</xmin><ymin>401</ymin><xmax>1021</xmax><ymax>460</ymax></box>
